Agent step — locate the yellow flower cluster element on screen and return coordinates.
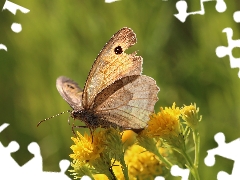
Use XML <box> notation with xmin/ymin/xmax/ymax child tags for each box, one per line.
<box><xmin>69</xmin><ymin>103</ymin><xmax>201</xmax><ymax>179</ymax></box>
<box><xmin>94</xmin><ymin>145</ymin><xmax>164</xmax><ymax>180</ymax></box>
<box><xmin>143</xmin><ymin>103</ymin><xmax>181</xmax><ymax>139</ymax></box>
<box><xmin>125</xmin><ymin>144</ymin><xmax>163</xmax><ymax>180</ymax></box>
<box><xmin>181</xmin><ymin>103</ymin><xmax>201</xmax><ymax>130</ymax></box>
<box><xmin>70</xmin><ymin>131</ymin><xmax>105</xmax><ymax>165</ymax></box>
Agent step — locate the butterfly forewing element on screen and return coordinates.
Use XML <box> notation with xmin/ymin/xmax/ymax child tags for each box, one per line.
<box><xmin>56</xmin><ymin>76</ymin><xmax>83</xmax><ymax>110</ymax></box>
<box><xmin>82</xmin><ymin>27</ymin><xmax>143</xmax><ymax>109</ymax></box>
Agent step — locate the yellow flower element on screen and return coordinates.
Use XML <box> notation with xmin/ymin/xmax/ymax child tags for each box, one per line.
<box><xmin>144</xmin><ymin>102</ymin><xmax>181</xmax><ymax>139</ymax></box>
<box><xmin>125</xmin><ymin>144</ymin><xmax>163</xmax><ymax>179</ymax></box>
<box><xmin>181</xmin><ymin>103</ymin><xmax>201</xmax><ymax>130</ymax></box>
<box><xmin>69</xmin><ymin>128</ymin><xmax>127</xmax><ymax>179</ymax></box>
<box><xmin>93</xmin><ymin>174</ymin><xmax>109</xmax><ymax>180</ymax></box>
<box><xmin>69</xmin><ymin>131</ymin><xmax>105</xmax><ymax>164</ymax></box>
<box><xmin>121</xmin><ymin>130</ymin><xmax>136</xmax><ymax>146</ymax></box>
<box><xmin>112</xmin><ymin>160</ymin><xmax>125</xmax><ymax>180</ymax></box>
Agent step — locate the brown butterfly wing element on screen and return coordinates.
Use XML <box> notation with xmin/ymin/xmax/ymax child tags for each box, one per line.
<box><xmin>82</xmin><ymin>27</ymin><xmax>142</xmax><ymax>109</ymax></box>
<box><xmin>93</xmin><ymin>75</ymin><xmax>159</xmax><ymax>129</ymax></box>
<box><xmin>56</xmin><ymin>76</ymin><xmax>83</xmax><ymax>110</ymax></box>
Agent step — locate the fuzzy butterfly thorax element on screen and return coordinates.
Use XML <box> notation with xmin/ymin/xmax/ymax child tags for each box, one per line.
<box><xmin>71</xmin><ymin>109</ymin><xmax>124</xmax><ymax>130</ymax></box>
<box><xmin>56</xmin><ymin>27</ymin><xmax>159</xmax><ymax>133</ymax></box>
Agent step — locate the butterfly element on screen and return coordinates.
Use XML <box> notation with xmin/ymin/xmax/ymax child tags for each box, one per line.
<box><xmin>42</xmin><ymin>27</ymin><xmax>159</xmax><ymax>133</ymax></box>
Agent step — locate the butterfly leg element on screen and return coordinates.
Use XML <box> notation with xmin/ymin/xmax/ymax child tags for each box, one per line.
<box><xmin>89</xmin><ymin>128</ymin><xmax>95</xmax><ymax>143</ymax></box>
<box><xmin>109</xmin><ymin>158</ymin><xmax>118</xmax><ymax>180</ymax></box>
<box><xmin>71</xmin><ymin>122</ymin><xmax>88</xmax><ymax>137</ymax></box>
<box><xmin>70</xmin><ymin>121</ymin><xmax>95</xmax><ymax>143</ymax></box>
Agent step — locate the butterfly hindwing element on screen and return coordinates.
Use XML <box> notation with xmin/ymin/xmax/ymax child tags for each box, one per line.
<box><xmin>93</xmin><ymin>75</ymin><xmax>159</xmax><ymax>129</ymax></box>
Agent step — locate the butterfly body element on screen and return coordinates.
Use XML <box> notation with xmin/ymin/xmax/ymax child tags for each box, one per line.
<box><xmin>71</xmin><ymin>109</ymin><xmax>119</xmax><ymax>129</ymax></box>
<box><xmin>56</xmin><ymin>27</ymin><xmax>159</xmax><ymax>132</ymax></box>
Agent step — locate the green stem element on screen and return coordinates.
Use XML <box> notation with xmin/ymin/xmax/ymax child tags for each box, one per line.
<box><xmin>120</xmin><ymin>156</ymin><xmax>129</xmax><ymax>180</ymax></box>
<box><xmin>180</xmin><ymin>150</ymin><xmax>200</xmax><ymax>180</ymax></box>
<box><xmin>138</xmin><ymin>137</ymin><xmax>173</xmax><ymax>169</ymax></box>
<box><xmin>193</xmin><ymin>130</ymin><xmax>200</xmax><ymax>168</ymax></box>
<box><xmin>154</xmin><ymin>149</ymin><xmax>173</xmax><ymax>169</ymax></box>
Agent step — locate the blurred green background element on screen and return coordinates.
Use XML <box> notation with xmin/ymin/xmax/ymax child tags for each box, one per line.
<box><xmin>1</xmin><ymin>0</ymin><xmax>240</xmax><ymax>179</ymax></box>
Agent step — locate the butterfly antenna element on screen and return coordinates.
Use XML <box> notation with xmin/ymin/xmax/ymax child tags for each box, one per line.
<box><xmin>37</xmin><ymin>110</ymin><xmax>71</xmax><ymax>127</ymax></box>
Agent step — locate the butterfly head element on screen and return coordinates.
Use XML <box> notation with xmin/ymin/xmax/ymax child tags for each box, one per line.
<box><xmin>70</xmin><ymin>109</ymin><xmax>102</xmax><ymax>129</ymax></box>
<box><xmin>70</xmin><ymin>109</ymin><xmax>82</xmax><ymax>120</ymax></box>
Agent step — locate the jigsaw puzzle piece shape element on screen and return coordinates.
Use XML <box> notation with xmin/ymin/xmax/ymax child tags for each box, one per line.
<box><xmin>233</xmin><ymin>11</ymin><xmax>240</xmax><ymax>23</ymax></box>
<box><xmin>154</xmin><ymin>176</ymin><xmax>165</xmax><ymax>180</ymax></box>
<box><xmin>0</xmin><ymin>141</ymin><xmax>20</xmax><ymax>168</ymax></box>
<box><xmin>174</xmin><ymin>1</ymin><xmax>188</xmax><ymax>23</ymax></box>
<box><xmin>205</xmin><ymin>132</ymin><xmax>225</xmax><ymax>166</ymax></box>
<box><xmin>1</xmin><ymin>0</ymin><xmax>30</xmax><ymax>50</ymax></box>
<box><xmin>171</xmin><ymin>165</ymin><xmax>190</xmax><ymax>180</ymax></box>
<box><xmin>20</xmin><ymin>142</ymin><xmax>70</xmax><ymax>180</ymax></box>
<box><xmin>216</xmin><ymin>28</ymin><xmax>240</xmax><ymax>77</ymax></box>
<box><xmin>217</xmin><ymin>144</ymin><xmax>240</xmax><ymax>179</ymax></box>
<box><xmin>59</xmin><ymin>159</ymin><xmax>70</xmax><ymax>173</ymax></box>
<box><xmin>0</xmin><ymin>124</ymin><xmax>21</xmax><ymax>179</ymax></box>
<box><xmin>81</xmin><ymin>176</ymin><xmax>92</xmax><ymax>180</ymax></box>
<box><xmin>0</xmin><ymin>123</ymin><xmax>9</xmax><ymax>133</ymax></box>
<box><xmin>205</xmin><ymin>132</ymin><xmax>240</xmax><ymax>179</ymax></box>
<box><xmin>204</xmin><ymin>132</ymin><xmax>240</xmax><ymax>165</ymax></box>
<box><xmin>105</xmin><ymin>0</ymin><xmax>120</xmax><ymax>3</ymax></box>
<box><xmin>2</xmin><ymin>0</ymin><xmax>30</xmax><ymax>15</ymax></box>
<box><xmin>41</xmin><ymin>160</ymin><xmax>71</xmax><ymax>180</ymax></box>
<box><xmin>11</xmin><ymin>22</ymin><xmax>22</xmax><ymax>33</ymax></box>
<box><xmin>174</xmin><ymin>0</ymin><xmax>227</xmax><ymax>22</ymax></box>
<box><xmin>0</xmin><ymin>44</ymin><xmax>7</xmax><ymax>51</ymax></box>
<box><xmin>218</xmin><ymin>171</ymin><xmax>235</xmax><ymax>180</ymax></box>
<box><xmin>215</xmin><ymin>0</ymin><xmax>227</xmax><ymax>13</ymax></box>
<box><xmin>21</xmin><ymin>142</ymin><xmax>42</xmax><ymax>173</ymax></box>
<box><xmin>0</xmin><ymin>140</ymin><xmax>21</xmax><ymax>179</ymax></box>
<box><xmin>0</xmin><ymin>124</ymin><xmax>71</xmax><ymax>179</ymax></box>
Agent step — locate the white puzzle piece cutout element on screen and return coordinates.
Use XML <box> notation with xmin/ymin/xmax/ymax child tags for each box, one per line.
<box><xmin>0</xmin><ymin>123</ymin><xmax>71</xmax><ymax>180</ymax></box>
<box><xmin>171</xmin><ymin>165</ymin><xmax>190</xmax><ymax>180</ymax></box>
<box><xmin>1</xmin><ymin>1</ymin><xmax>30</xmax><ymax>51</ymax></box>
<box><xmin>2</xmin><ymin>0</ymin><xmax>30</xmax><ymax>15</ymax></box>
<box><xmin>205</xmin><ymin>132</ymin><xmax>240</xmax><ymax>179</ymax></box>
<box><xmin>105</xmin><ymin>0</ymin><xmax>120</xmax><ymax>3</ymax></box>
<box><xmin>174</xmin><ymin>0</ymin><xmax>226</xmax><ymax>22</ymax></box>
<box><xmin>154</xmin><ymin>176</ymin><xmax>165</xmax><ymax>180</ymax></box>
<box><xmin>233</xmin><ymin>11</ymin><xmax>240</xmax><ymax>23</ymax></box>
<box><xmin>215</xmin><ymin>28</ymin><xmax>240</xmax><ymax>78</ymax></box>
